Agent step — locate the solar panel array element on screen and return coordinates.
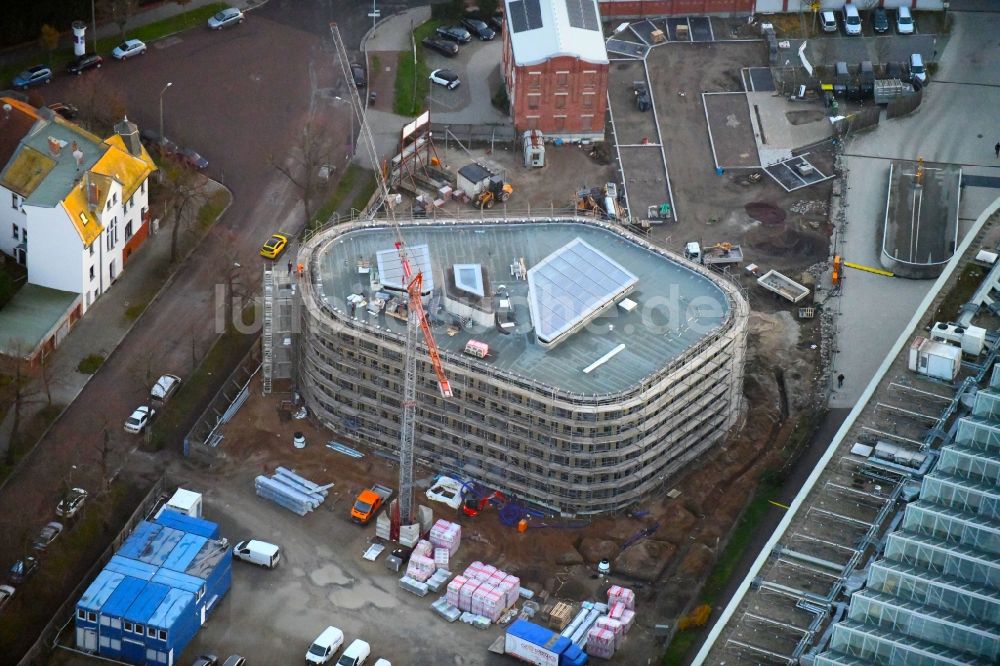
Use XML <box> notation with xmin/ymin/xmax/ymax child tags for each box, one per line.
<box><xmin>508</xmin><ymin>0</ymin><xmax>543</xmax><ymax>33</ymax></box>
<box><xmin>565</xmin><ymin>0</ymin><xmax>600</xmax><ymax>31</ymax></box>
<box><xmin>528</xmin><ymin>238</ymin><xmax>638</xmax><ymax>344</ymax></box>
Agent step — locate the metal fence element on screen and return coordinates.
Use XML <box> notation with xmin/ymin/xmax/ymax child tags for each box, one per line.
<box><xmin>430</xmin><ymin>122</ymin><xmax>517</xmax><ymax>152</ymax></box>
<box><xmin>18</xmin><ymin>475</ymin><xmax>168</xmax><ymax>666</ymax></box>
<box><xmin>886</xmin><ymin>88</ymin><xmax>923</xmax><ymax>119</ymax></box>
<box><xmin>184</xmin><ymin>344</ymin><xmax>262</xmax><ymax>461</ymax></box>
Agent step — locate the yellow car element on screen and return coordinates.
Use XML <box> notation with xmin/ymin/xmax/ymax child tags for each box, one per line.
<box><xmin>259</xmin><ymin>233</ymin><xmax>289</xmax><ymax>259</ymax></box>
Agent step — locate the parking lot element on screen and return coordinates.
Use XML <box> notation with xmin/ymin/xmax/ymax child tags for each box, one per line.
<box><xmin>423</xmin><ymin>35</ymin><xmax>508</xmax><ymax>125</ymax></box>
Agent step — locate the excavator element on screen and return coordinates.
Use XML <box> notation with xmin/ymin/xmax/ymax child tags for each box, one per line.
<box><xmin>475</xmin><ymin>175</ymin><xmax>513</xmax><ymax>209</ymax></box>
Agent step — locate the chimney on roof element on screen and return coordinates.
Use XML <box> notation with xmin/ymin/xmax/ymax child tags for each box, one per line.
<box><xmin>72</xmin><ymin>141</ymin><xmax>84</xmax><ymax>170</ymax></box>
<box><xmin>47</xmin><ymin>136</ymin><xmax>65</xmax><ymax>157</ymax></box>
<box><xmin>84</xmin><ymin>172</ymin><xmax>100</xmax><ymax>210</ymax></box>
<box><xmin>114</xmin><ymin>116</ymin><xmax>142</xmax><ymax>157</ymax></box>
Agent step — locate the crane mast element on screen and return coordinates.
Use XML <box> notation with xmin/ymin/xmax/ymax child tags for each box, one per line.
<box><xmin>329</xmin><ymin>23</ymin><xmax>451</xmax><ymax>525</ymax></box>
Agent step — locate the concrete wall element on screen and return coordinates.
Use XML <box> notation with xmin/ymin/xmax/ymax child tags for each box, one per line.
<box><xmin>0</xmin><ymin>184</ymin><xmax>25</xmax><ymax>258</ymax></box>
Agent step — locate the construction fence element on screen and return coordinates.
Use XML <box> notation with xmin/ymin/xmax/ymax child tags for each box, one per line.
<box><xmin>430</xmin><ymin>123</ymin><xmax>517</xmax><ymax>152</ymax></box>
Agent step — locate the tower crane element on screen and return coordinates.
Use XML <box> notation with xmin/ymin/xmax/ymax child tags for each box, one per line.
<box><xmin>329</xmin><ymin>23</ymin><xmax>452</xmax><ymax>527</ymax></box>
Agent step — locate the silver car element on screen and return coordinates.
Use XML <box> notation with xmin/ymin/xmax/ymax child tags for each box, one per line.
<box><xmin>208</xmin><ymin>7</ymin><xmax>245</xmax><ymax>30</ymax></box>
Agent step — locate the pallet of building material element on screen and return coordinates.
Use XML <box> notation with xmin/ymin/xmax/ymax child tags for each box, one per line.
<box><xmin>274</xmin><ymin>467</ymin><xmax>331</xmax><ymax>496</ymax></box>
<box><xmin>362</xmin><ymin>543</ymin><xmax>385</xmax><ymax>561</ymax></box>
<box><xmin>325</xmin><ymin>442</ymin><xmax>363</xmax><ymax>458</ymax></box>
<box><xmin>586</xmin><ymin>626</ymin><xmax>616</xmax><ymax>659</ymax></box>
<box><xmin>547</xmin><ymin>601</ymin><xmax>574</xmax><ymax>631</ymax></box>
<box><xmin>399</xmin><ymin>523</ymin><xmax>420</xmax><ymax>547</ymax></box>
<box><xmin>399</xmin><ymin>575</ymin><xmax>430</xmax><ymax>597</ymax></box>
<box><xmin>431</xmin><ymin>596</ymin><xmax>461</xmax><ymax>622</ymax></box>
<box><xmin>426</xmin><ymin>568</ymin><xmax>452</xmax><ymax>593</ymax></box>
<box><xmin>254</xmin><ymin>473</ymin><xmax>327</xmax><ymax>516</ymax></box>
<box><xmin>375</xmin><ymin>512</ymin><xmax>391</xmax><ymax>540</ymax></box>
<box><xmin>459</xmin><ymin>612</ymin><xmax>491</xmax><ymax>629</ymax></box>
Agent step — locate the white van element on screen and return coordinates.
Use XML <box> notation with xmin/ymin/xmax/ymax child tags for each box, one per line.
<box><xmin>232</xmin><ymin>540</ymin><xmax>281</xmax><ymax>568</ymax></box>
<box><xmin>843</xmin><ymin>4</ymin><xmax>861</xmax><ymax>36</ymax></box>
<box><xmin>909</xmin><ymin>53</ymin><xmax>926</xmax><ymax>84</ymax></box>
<box><xmin>820</xmin><ymin>10</ymin><xmax>838</xmax><ymax>33</ymax></box>
<box><xmin>336</xmin><ymin>639</ymin><xmax>371</xmax><ymax>666</ymax></box>
<box><xmin>306</xmin><ymin>627</ymin><xmax>345</xmax><ymax>665</ymax></box>
<box><xmin>373</xmin><ymin>660</ymin><xmax>391</xmax><ymax>666</ymax></box>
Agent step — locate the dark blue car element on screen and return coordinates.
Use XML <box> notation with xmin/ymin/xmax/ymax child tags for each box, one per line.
<box><xmin>13</xmin><ymin>65</ymin><xmax>52</xmax><ymax>90</ymax></box>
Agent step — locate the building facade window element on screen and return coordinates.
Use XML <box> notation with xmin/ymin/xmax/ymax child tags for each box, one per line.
<box><xmin>125</xmin><ymin>221</ymin><xmax>133</xmax><ymax>240</ymax></box>
<box><xmin>555</xmin><ymin>94</ymin><xmax>566</xmax><ymax>110</ymax></box>
<box><xmin>89</xmin><ymin>243</ymin><xmax>94</xmax><ymax>256</ymax></box>
<box><xmin>10</xmin><ymin>193</ymin><xmax>18</xmax><ymax>209</ymax></box>
<box><xmin>22</xmin><ymin>228</ymin><xmax>26</xmax><ymax>243</ymax></box>
<box><xmin>527</xmin><ymin>93</ymin><xmax>541</xmax><ymax>110</ymax></box>
<box><xmin>141</xmin><ymin>180</ymin><xmax>146</xmax><ymax>194</ymax></box>
<box><xmin>89</xmin><ymin>265</ymin><xmax>95</xmax><ymax>281</ymax></box>
<box><xmin>11</xmin><ymin>224</ymin><xmax>17</xmax><ymax>239</ymax></box>
<box><xmin>582</xmin><ymin>93</ymin><xmax>594</xmax><ymax>109</ymax></box>
<box><xmin>556</xmin><ymin>71</ymin><xmax>569</xmax><ymax>87</ymax></box>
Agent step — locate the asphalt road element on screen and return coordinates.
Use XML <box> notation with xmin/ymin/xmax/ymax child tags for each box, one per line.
<box><xmin>0</xmin><ymin>1</ymin><xmax>424</xmax><ymax>661</ymax></box>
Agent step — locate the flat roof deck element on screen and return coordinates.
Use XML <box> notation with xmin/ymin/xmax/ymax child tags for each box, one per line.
<box><xmin>315</xmin><ymin>221</ymin><xmax>730</xmax><ymax>395</ymax></box>
<box><xmin>0</xmin><ymin>283</ymin><xmax>78</xmax><ymax>357</ymax></box>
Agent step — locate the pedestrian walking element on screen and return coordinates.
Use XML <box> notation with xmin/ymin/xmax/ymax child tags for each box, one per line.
<box><xmin>837</xmin><ymin>373</ymin><xmax>845</xmax><ymax>388</ymax></box>
<box><xmin>995</xmin><ymin>142</ymin><xmax>999</xmax><ymax>158</ymax></box>
<box><xmin>287</xmin><ymin>260</ymin><xmax>293</xmax><ymax>274</ymax></box>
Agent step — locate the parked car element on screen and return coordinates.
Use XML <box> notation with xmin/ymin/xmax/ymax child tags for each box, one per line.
<box><xmin>222</xmin><ymin>657</ymin><xmax>246</xmax><ymax>666</ymax></box>
<box><xmin>48</xmin><ymin>102</ymin><xmax>79</xmax><ymax>120</ymax></box>
<box><xmin>9</xmin><ymin>556</ymin><xmax>39</xmax><ymax>584</ymax></box>
<box><xmin>872</xmin><ymin>8</ymin><xmax>889</xmax><ymax>34</ymax></box>
<box><xmin>67</xmin><ymin>53</ymin><xmax>103</xmax><ymax>75</ymax></box>
<box><xmin>428</xmin><ymin>69</ymin><xmax>460</xmax><ymax>90</ymax></box>
<box><xmin>896</xmin><ymin>7</ymin><xmax>915</xmax><ymax>34</ymax></box>
<box><xmin>373</xmin><ymin>660</ymin><xmax>391</xmax><ymax>666</ymax></box>
<box><xmin>460</xmin><ymin>17</ymin><xmax>496</xmax><ymax>40</ymax></box>
<box><xmin>0</xmin><ymin>584</ymin><xmax>14</xmax><ymax>612</ymax></box>
<box><xmin>336</xmin><ymin>639</ymin><xmax>371</xmax><ymax>666</ymax></box>
<box><xmin>140</xmin><ymin>129</ymin><xmax>179</xmax><ymax>157</ymax></box>
<box><xmin>208</xmin><ymin>7</ymin><xmax>244</xmax><ymax>29</ymax></box>
<box><xmin>179</xmin><ymin>148</ymin><xmax>209</xmax><ymax>170</ymax></box>
<box><xmin>32</xmin><ymin>522</ymin><xmax>64</xmax><ymax>552</ymax></box>
<box><xmin>124</xmin><ymin>405</ymin><xmax>155</xmax><ymax>434</ymax></box>
<box><xmin>57</xmin><ymin>487</ymin><xmax>89</xmax><ymax>519</ymax></box>
<box><xmin>151</xmin><ymin>374</ymin><xmax>182</xmax><ymax>404</ymax></box>
<box><xmin>306</xmin><ymin>626</ymin><xmax>345</xmax><ymax>665</ymax></box>
<box><xmin>233</xmin><ymin>540</ymin><xmax>281</xmax><ymax>568</ymax></box>
<box><xmin>259</xmin><ymin>233</ymin><xmax>289</xmax><ymax>259</ymax></box>
<box><xmin>842</xmin><ymin>4</ymin><xmax>861</xmax><ymax>36</ymax></box>
<box><xmin>909</xmin><ymin>52</ymin><xmax>926</xmax><ymax>84</ymax></box>
<box><xmin>422</xmin><ymin>37</ymin><xmax>459</xmax><ymax>57</ymax></box>
<box><xmin>12</xmin><ymin>65</ymin><xmax>52</xmax><ymax>90</ymax></box>
<box><xmin>820</xmin><ymin>10</ymin><xmax>837</xmax><ymax>33</ymax></box>
<box><xmin>350</xmin><ymin>63</ymin><xmax>367</xmax><ymax>88</ymax></box>
<box><xmin>488</xmin><ymin>12</ymin><xmax>504</xmax><ymax>32</ymax></box>
<box><xmin>191</xmin><ymin>656</ymin><xmax>219</xmax><ymax>666</ymax></box>
<box><xmin>112</xmin><ymin>39</ymin><xmax>146</xmax><ymax>59</ymax></box>
<box><xmin>436</xmin><ymin>25</ymin><xmax>472</xmax><ymax>43</ymax></box>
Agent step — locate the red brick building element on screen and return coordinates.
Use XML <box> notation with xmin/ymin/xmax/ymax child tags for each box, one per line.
<box><xmin>502</xmin><ymin>0</ymin><xmax>609</xmax><ymax>141</ymax></box>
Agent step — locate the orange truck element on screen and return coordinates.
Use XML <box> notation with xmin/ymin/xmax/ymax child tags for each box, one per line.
<box><xmin>351</xmin><ymin>484</ymin><xmax>393</xmax><ymax>525</ymax></box>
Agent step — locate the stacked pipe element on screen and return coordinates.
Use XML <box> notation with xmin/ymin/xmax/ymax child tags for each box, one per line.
<box><xmin>254</xmin><ymin>467</ymin><xmax>328</xmax><ymax>515</ymax></box>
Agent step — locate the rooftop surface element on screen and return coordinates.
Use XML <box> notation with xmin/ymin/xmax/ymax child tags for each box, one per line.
<box><xmin>503</xmin><ymin>0</ymin><xmax>608</xmax><ymax>66</ymax></box>
<box><xmin>882</xmin><ymin>160</ymin><xmax>961</xmax><ymax>268</ymax></box>
<box><xmin>6</xmin><ymin>116</ymin><xmax>106</xmax><ymax>207</ymax></box>
<box><xmin>0</xmin><ymin>284</ymin><xmax>79</xmax><ymax>357</ymax></box>
<box><xmin>315</xmin><ymin>221</ymin><xmax>731</xmax><ymax>395</ymax></box>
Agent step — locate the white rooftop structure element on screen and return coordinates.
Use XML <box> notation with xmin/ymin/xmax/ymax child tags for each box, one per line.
<box><xmin>504</xmin><ymin>0</ymin><xmax>609</xmax><ymax>66</ymax></box>
<box><xmin>376</xmin><ymin>244</ymin><xmax>434</xmax><ymax>294</ymax></box>
<box><xmin>527</xmin><ymin>237</ymin><xmax>638</xmax><ymax>348</ymax></box>
<box><xmin>453</xmin><ymin>264</ymin><xmax>485</xmax><ymax>298</ymax></box>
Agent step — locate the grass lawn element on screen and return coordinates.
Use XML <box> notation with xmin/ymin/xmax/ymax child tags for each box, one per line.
<box><xmin>1</xmin><ymin>3</ymin><xmax>227</xmax><ymax>85</ymax></box>
<box><xmin>197</xmin><ymin>189</ymin><xmax>231</xmax><ymax>230</ymax></box>
<box><xmin>310</xmin><ymin>164</ymin><xmax>379</xmax><ymax>229</ymax></box>
<box><xmin>393</xmin><ymin>19</ymin><xmax>442</xmax><ymax>116</ymax></box>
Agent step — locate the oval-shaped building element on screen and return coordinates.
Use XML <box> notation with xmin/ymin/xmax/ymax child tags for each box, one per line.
<box><xmin>296</xmin><ymin>218</ymin><xmax>748</xmax><ymax>514</ymax></box>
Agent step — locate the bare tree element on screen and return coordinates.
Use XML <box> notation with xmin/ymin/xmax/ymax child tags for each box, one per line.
<box><xmin>39</xmin><ymin>24</ymin><xmax>59</xmax><ymax>65</ymax></box>
<box><xmin>269</xmin><ymin>118</ymin><xmax>336</xmax><ymax>229</ymax></box>
<box><xmin>70</xmin><ymin>75</ymin><xmax>128</xmax><ymax>136</ymax></box>
<box><xmin>99</xmin><ymin>0</ymin><xmax>138</xmax><ymax>39</ymax></box>
<box><xmin>158</xmin><ymin>160</ymin><xmax>206</xmax><ymax>263</ymax></box>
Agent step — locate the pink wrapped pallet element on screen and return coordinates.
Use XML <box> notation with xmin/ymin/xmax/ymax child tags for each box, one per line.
<box><xmin>405</xmin><ymin>553</ymin><xmax>436</xmax><ymax>582</ymax></box>
<box><xmin>459</xmin><ymin>579</ymin><xmax>481</xmax><ymax>612</ymax></box>
<box><xmin>414</xmin><ymin>539</ymin><xmax>433</xmax><ymax>557</ymax></box>
<box><xmin>609</xmin><ymin>601</ymin><xmax>625</xmax><ymax>620</ymax></box>
<box><xmin>596</xmin><ymin>617</ymin><xmax>624</xmax><ymax>649</ymax></box>
<box><xmin>465</xmin><ymin>561</ymin><xmax>485</xmax><ymax>582</ymax></box>
<box><xmin>482</xmin><ymin>588</ymin><xmax>504</xmax><ymax>622</ymax></box>
<box><xmin>586</xmin><ymin>627</ymin><xmax>616</xmax><ymax>659</ymax></box>
<box><xmin>434</xmin><ymin>547</ymin><xmax>450</xmax><ymax>569</ymax></box>
<box><xmin>619</xmin><ymin>609</ymin><xmax>635</xmax><ymax>634</ymax></box>
<box><xmin>488</xmin><ymin>570</ymin><xmax>507</xmax><ymax>591</ymax></box>
<box><xmin>608</xmin><ymin>585</ymin><xmax>635</xmax><ymax>611</ymax></box>
<box><xmin>430</xmin><ymin>519</ymin><xmax>462</xmax><ymax>556</ymax></box>
<box><xmin>446</xmin><ymin>576</ymin><xmax>467</xmax><ymax>607</ymax></box>
<box><xmin>471</xmin><ymin>584</ymin><xmax>493</xmax><ymax>616</ymax></box>
<box><xmin>480</xmin><ymin>563</ymin><xmax>498</xmax><ymax>580</ymax></box>
<box><xmin>502</xmin><ymin>574</ymin><xmax>521</xmax><ymax>608</ymax></box>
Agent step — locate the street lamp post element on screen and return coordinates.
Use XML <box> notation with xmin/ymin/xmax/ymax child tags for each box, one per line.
<box><xmin>334</xmin><ymin>96</ymin><xmax>354</xmax><ymax>160</ymax></box>
<box><xmin>159</xmin><ymin>82</ymin><xmax>173</xmax><ymax>144</ymax></box>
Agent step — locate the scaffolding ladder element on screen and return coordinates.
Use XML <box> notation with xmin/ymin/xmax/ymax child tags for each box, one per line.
<box><xmin>262</xmin><ymin>268</ymin><xmax>274</xmax><ymax>394</ymax></box>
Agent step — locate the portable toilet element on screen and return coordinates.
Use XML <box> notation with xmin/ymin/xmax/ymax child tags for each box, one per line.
<box><xmin>522</xmin><ymin>130</ymin><xmax>545</xmax><ymax>168</ymax></box>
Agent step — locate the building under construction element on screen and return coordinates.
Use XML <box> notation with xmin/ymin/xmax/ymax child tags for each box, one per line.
<box><xmin>295</xmin><ymin>217</ymin><xmax>748</xmax><ymax>514</ymax></box>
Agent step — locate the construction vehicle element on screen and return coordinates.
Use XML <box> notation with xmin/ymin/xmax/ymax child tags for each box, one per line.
<box><xmin>633</xmin><ymin>81</ymin><xmax>651</xmax><ymax>111</ymax></box>
<box><xmin>684</xmin><ymin>241</ymin><xmax>744</xmax><ymax>267</ymax></box>
<box><xmin>462</xmin><ymin>490</ymin><xmax>506</xmax><ymax>517</ymax></box>
<box><xmin>475</xmin><ymin>175</ymin><xmax>513</xmax><ymax>209</ymax></box>
<box><xmin>647</xmin><ymin>202</ymin><xmax>671</xmax><ymax>221</ymax></box>
<box><xmin>351</xmin><ymin>484</ymin><xmax>393</xmax><ymax>524</ymax></box>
